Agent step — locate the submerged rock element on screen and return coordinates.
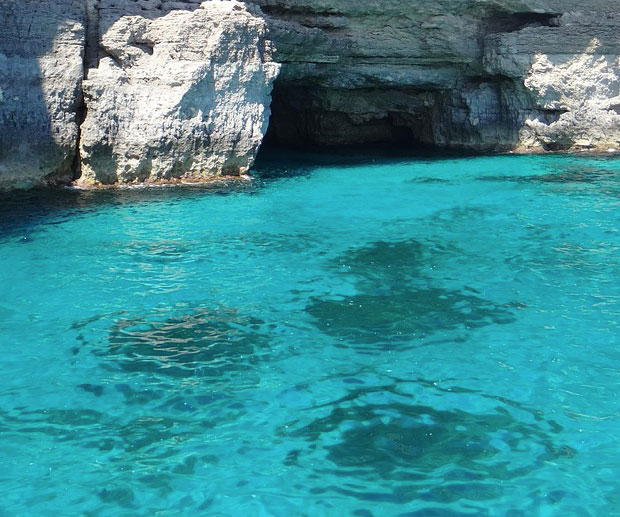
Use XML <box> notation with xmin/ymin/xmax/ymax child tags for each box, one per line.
<box><xmin>306</xmin><ymin>289</ymin><xmax>516</xmax><ymax>348</ymax></box>
<box><xmin>306</xmin><ymin>238</ymin><xmax>516</xmax><ymax>350</ymax></box>
<box><xmin>103</xmin><ymin>307</ymin><xmax>271</xmax><ymax>379</ymax></box>
<box><xmin>280</xmin><ymin>387</ymin><xmax>575</xmax><ymax>504</ymax></box>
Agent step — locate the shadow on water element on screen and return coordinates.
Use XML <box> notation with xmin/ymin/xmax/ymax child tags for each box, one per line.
<box><xmin>477</xmin><ymin>160</ymin><xmax>620</xmax><ymax>196</ymax></box>
<box><xmin>306</xmin><ymin>239</ymin><xmax>516</xmax><ymax>350</ymax></box>
<box><xmin>0</xmin><ymin>182</ymin><xmax>254</xmax><ymax>242</ymax></box>
<box><xmin>252</xmin><ymin>146</ymin><xmax>482</xmax><ymax>180</ymax></box>
<box><xmin>282</xmin><ymin>386</ymin><xmax>575</xmax><ymax>506</ymax></box>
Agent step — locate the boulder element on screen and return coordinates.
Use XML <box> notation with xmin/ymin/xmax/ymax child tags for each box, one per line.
<box><xmin>78</xmin><ymin>0</ymin><xmax>279</xmax><ymax>185</ymax></box>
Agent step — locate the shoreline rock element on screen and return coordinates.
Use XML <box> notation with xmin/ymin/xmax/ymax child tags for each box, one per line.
<box><xmin>78</xmin><ymin>0</ymin><xmax>279</xmax><ymax>187</ymax></box>
<box><xmin>0</xmin><ymin>0</ymin><xmax>85</xmax><ymax>190</ymax></box>
<box><xmin>67</xmin><ymin>172</ymin><xmax>251</xmax><ymax>190</ymax></box>
<box><xmin>0</xmin><ymin>0</ymin><xmax>619</xmax><ymax>190</ymax></box>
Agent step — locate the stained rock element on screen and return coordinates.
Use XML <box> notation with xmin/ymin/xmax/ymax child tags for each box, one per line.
<box><xmin>0</xmin><ymin>0</ymin><xmax>85</xmax><ymax>190</ymax></box>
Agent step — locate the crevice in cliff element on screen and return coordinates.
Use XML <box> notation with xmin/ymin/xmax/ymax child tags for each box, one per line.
<box><xmin>131</xmin><ymin>41</ymin><xmax>154</xmax><ymax>56</ymax></box>
<box><xmin>260</xmin><ymin>5</ymin><xmax>343</xmax><ymax>19</ymax></box>
<box><xmin>258</xmin><ymin>4</ymin><xmax>348</xmax><ymax>36</ymax></box>
<box><xmin>84</xmin><ymin>0</ymin><xmax>100</xmax><ymax>73</ymax></box>
<box><xmin>72</xmin><ymin>103</ymin><xmax>86</xmax><ymax>182</ymax></box>
<box><xmin>73</xmin><ymin>0</ymin><xmax>100</xmax><ymax>181</ymax></box>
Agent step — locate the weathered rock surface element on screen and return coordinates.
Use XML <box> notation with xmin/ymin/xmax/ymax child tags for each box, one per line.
<box><xmin>79</xmin><ymin>0</ymin><xmax>279</xmax><ymax>186</ymax></box>
<box><xmin>0</xmin><ymin>0</ymin><xmax>85</xmax><ymax>189</ymax></box>
<box><xmin>257</xmin><ymin>0</ymin><xmax>620</xmax><ymax>152</ymax></box>
<box><xmin>1</xmin><ymin>0</ymin><xmax>620</xmax><ymax>189</ymax></box>
<box><xmin>484</xmin><ymin>10</ymin><xmax>620</xmax><ymax>151</ymax></box>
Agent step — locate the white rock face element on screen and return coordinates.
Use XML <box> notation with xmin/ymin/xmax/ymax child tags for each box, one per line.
<box><xmin>485</xmin><ymin>12</ymin><xmax>620</xmax><ymax>151</ymax></box>
<box><xmin>78</xmin><ymin>0</ymin><xmax>280</xmax><ymax>185</ymax></box>
<box><xmin>0</xmin><ymin>0</ymin><xmax>84</xmax><ymax>189</ymax></box>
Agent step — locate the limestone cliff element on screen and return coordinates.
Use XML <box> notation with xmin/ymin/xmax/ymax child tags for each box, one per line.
<box><xmin>259</xmin><ymin>0</ymin><xmax>620</xmax><ymax>152</ymax></box>
<box><xmin>0</xmin><ymin>0</ymin><xmax>85</xmax><ymax>189</ymax></box>
<box><xmin>0</xmin><ymin>0</ymin><xmax>619</xmax><ymax>189</ymax></box>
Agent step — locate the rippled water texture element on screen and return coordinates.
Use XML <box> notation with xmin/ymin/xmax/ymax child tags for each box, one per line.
<box><xmin>1</xmin><ymin>152</ymin><xmax>620</xmax><ymax>516</ymax></box>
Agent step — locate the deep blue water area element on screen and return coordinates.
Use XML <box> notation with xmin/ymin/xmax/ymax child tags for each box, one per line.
<box><xmin>1</xmin><ymin>152</ymin><xmax>620</xmax><ymax>515</ymax></box>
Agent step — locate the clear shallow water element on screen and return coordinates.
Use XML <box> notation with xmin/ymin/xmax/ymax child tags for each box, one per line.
<box><xmin>1</xmin><ymin>152</ymin><xmax>620</xmax><ymax>516</ymax></box>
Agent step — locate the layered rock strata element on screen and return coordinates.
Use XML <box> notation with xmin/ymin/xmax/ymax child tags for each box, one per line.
<box><xmin>0</xmin><ymin>0</ymin><xmax>85</xmax><ymax>189</ymax></box>
<box><xmin>0</xmin><ymin>0</ymin><xmax>619</xmax><ymax>189</ymax></box>
<box><xmin>259</xmin><ymin>0</ymin><xmax>620</xmax><ymax>152</ymax></box>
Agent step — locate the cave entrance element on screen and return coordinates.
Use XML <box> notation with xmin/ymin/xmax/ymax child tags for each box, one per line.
<box><xmin>262</xmin><ymin>82</ymin><xmax>439</xmax><ymax>152</ymax></box>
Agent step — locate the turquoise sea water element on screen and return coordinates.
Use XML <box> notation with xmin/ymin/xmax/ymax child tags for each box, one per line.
<box><xmin>1</xmin><ymin>152</ymin><xmax>620</xmax><ymax>516</ymax></box>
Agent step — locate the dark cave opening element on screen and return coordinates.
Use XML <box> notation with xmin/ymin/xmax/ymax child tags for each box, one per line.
<box><xmin>262</xmin><ymin>82</ymin><xmax>438</xmax><ymax>152</ymax></box>
<box><xmin>260</xmin><ymin>73</ymin><xmax>531</xmax><ymax>157</ymax></box>
<box><xmin>485</xmin><ymin>11</ymin><xmax>562</xmax><ymax>33</ymax></box>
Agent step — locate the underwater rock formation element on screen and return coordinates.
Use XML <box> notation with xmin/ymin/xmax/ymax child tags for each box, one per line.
<box><xmin>0</xmin><ymin>0</ymin><xmax>619</xmax><ymax>189</ymax></box>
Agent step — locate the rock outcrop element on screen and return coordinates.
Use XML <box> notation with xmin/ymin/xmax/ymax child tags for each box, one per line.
<box><xmin>0</xmin><ymin>0</ymin><xmax>619</xmax><ymax>189</ymax></box>
<box><xmin>259</xmin><ymin>0</ymin><xmax>620</xmax><ymax>152</ymax></box>
<box><xmin>484</xmin><ymin>10</ymin><xmax>620</xmax><ymax>151</ymax></box>
<box><xmin>79</xmin><ymin>0</ymin><xmax>279</xmax><ymax>186</ymax></box>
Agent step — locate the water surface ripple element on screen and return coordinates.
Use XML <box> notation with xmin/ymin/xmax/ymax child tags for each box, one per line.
<box><xmin>1</xmin><ymin>152</ymin><xmax>620</xmax><ymax>515</ymax></box>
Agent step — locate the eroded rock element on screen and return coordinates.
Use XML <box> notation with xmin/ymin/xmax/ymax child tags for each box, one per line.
<box><xmin>259</xmin><ymin>0</ymin><xmax>620</xmax><ymax>152</ymax></box>
<box><xmin>0</xmin><ymin>0</ymin><xmax>85</xmax><ymax>190</ymax></box>
<box><xmin>78</xmin><ymin>0</ymin><xmax>280</xmax><ymax>185</ymax></box>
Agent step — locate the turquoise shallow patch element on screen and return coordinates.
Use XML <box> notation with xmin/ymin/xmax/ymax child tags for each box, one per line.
<box><xmin>1</xmin><ymin>152</ymin><xmax>620</xmax><ymax>515</ymax></box>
